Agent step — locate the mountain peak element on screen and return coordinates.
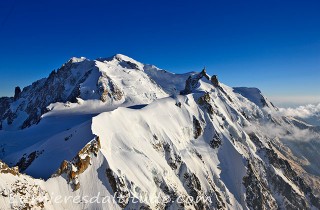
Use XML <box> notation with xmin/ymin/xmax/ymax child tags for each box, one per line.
<box><xmin>113</xmin><ymin>53</ymin><xmax>134</xmax><ymax>61</ymax></box>
<box><xmin>67</xmin><ymin>56</ymin><xmax>87</xmax><ymax>64</ymax></box>
<box><xmin>97</xmin><ymin>54</ymin><xmax>144</xmax><ymax>70</ymax></box>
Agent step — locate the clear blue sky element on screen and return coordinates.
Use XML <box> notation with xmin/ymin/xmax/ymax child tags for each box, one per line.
<box><xmin>0</xmin><ymin>0</ymin><xmax>319</xmax><ymax>106</ymax></box>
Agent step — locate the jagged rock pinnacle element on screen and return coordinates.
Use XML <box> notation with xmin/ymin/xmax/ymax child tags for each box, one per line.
<box><xmin>181</xmin><ymin>68</ymin><xmax>211</xmax><ymax>95</ymax></box>
<box><xmin>14</xmin><ymin>86</ymin><xmax>21</xmax><ymax>101</ymax></box>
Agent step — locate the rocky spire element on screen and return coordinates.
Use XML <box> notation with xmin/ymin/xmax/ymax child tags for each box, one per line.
<box><xmin>14</xmin><ymin>86</ymin><xmax>21</xmax><ymax>101</ymax></box>
<box><xmin>201</xmin><ymin>67</ymin><xmax>210</xmax><ymax>80</ymax></box>
<box><xmin>181</xmin><ymin>67</ymin><xmax>210</xmax><ymax>95</ymax></box>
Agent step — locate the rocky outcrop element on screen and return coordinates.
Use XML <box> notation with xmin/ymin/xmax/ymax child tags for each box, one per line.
<box><xmin>211</xmin><ymin>75</ymin><xmax>219</xmax><ymax>87</ymax></box>
<box><xmin>54</xmin><ymin>136</ymin><xmax>101</xmax><ymax>191</ymax></box>
<box><xmin>0</xmin><ymin>160</ymin><xmax>19</xmax><ymax>175</ymax></box>
<box><xmin>0</xmin><ymin>97</ymin><xmax>11</xmax><ymax>129</ymax></box>
<box><xmin>163</xmin><ymin>143</ymin><xmax>182</xmax><ymax>171</ymax></box>
<box><xmin>15</xmin><ymin>150</ymin><xmax>44</xmax><ymax>172</ymax></box>
<box><xmin>98</xmin><ymin>74</ymin><xmax>124</xmax><ymax>102</ymax></box>
<box><xmin>197</xmin><ymin>92</ymin><xmax>214</xmax><ymax>115</ymax></box>
<box><xmin>0</xmin><ymin>177</ymin><xmax>49</xmax><ymax>209</ymax></box>
<box><xmin>182</xmin><ymin>172</ymin><xmax>207</xmax><ymax>209</ymax></box>
<box><xmin>105</xmin><ymin>168</ymin><xmax>130</xmax><ymax>208</ymax></box>
<box><xmin>193</xmin><ymin>116</ymin><xmax>203</xmax><ymax>139</ymax></box>
<box><xmin>265</xmin><ymin>145</ymin><xmax>320</xmax><ymax>209</ymax></box>
<box><xmin>243</xmin><ymin>161</ymin><xmax>278</xmax><ymax>210</ymax></box>
<box><xmin>210</xmin><ymin>131</ymin><xmax>222</xmax><ymax>149</ymax></box>
<box><xmin>243</xmin><ymin>133</ymin><xmax>320</xmax><ymax>209</ymax></box>
<box><xmin>241</xmin><ymin>131</ymin><xmax>320</xmax><ymax>209</ymax></box>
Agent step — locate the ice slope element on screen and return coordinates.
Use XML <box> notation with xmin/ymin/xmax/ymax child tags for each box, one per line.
<box><xmin>0</xmin><ymin>54</ymin><xmax>319</xmax><ymax>209</ymax></box>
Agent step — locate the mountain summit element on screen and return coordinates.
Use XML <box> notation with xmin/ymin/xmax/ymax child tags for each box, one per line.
<box><xmin>0</xmin><ymin>55</ymin><xmax>319</xmax><ymax>209</ymax></box>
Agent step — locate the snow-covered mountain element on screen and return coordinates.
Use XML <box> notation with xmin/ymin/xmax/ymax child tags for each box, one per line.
<box><xmin>0</xmin><ymin>54</ymin><xmax>319</xmax><ymax>209</ymax></box>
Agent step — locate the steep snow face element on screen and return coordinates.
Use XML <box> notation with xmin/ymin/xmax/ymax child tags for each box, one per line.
<box><xmin>233</xmin><ymin>87</ymin><xmax>277</xmax><ymax>110</ymax></box>
<box><xmin>143</xmin><ymin>64</ymin><xmax>193</xmax><ymax>95</ymax></box>
<box><xmin>0</xmin><ymin>55</ymin><xmax>320</xmax><ymax>210</ymax></box>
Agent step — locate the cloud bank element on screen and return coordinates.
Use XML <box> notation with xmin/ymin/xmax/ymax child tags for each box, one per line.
<box><xmin>278</xmin><ymin>103</ymin><xmax>320</xmax><ymax>119</ymax></box>
<box><xmin>246</xmin><ymin>103</ymin><xmax>320</xmax><ymax>142</ymax></box>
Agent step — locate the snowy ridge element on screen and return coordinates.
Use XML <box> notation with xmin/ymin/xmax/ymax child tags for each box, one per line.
<box><xmin>0</xmin><ymin>54</ymin><xmax>320</xmax><ymax>209</ymax></box>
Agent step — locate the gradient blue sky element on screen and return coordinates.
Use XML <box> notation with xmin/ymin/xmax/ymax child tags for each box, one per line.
<box><xmin>0</xmin><ymin>0</ymin><xmax>319</xmax><ymax>106</ymax></box>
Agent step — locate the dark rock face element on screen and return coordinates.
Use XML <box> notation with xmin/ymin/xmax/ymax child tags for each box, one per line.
<box><xmin>0</xmin><ymin>97</ymin><xmax>12</xmax><ymax>129</ymax></box>
<box><xmin>211</xmin><ymin>75</ymin><xmax>219</xmax><ymax>87</ymax></box>
<box><xmin>124</xmin><ymin>61</ymin><xmax>140</xmax><ymax>70</ymax></box>
<box><xmin>265</xmin><ymin>145</ymin><xmax>320</xmax><ymax>209</ymax></box>
<box><xmin>175</xmin><ymin>101</ymin><xmax>182</xmax><ymax>108</ymax></box>
<box><xmin>6</xmin><ymin>110</ymin><xmax>17</xmax><ymax>125</ymax></box>
<box><xmin>197</xmin><ymin>92</ymin><xmax>214</xmax><ymax>115</ymax></box>
<box><xmin>182</xmin><ymin>172</ymin><xmax>213</xmax><ymax>210</ymax></box>
<box><xmin>197</xmin><ymin>92</ymin><xmax>211</xmax><ymax>105</ymax></box>
<box><xmin>21</xmin><ymin>107</ymin><xmax>47</xmax><ymax>129</ymax></box>
<box><xmin>243</xmin><ymin>151</ymin><xmax>320</xmax><ymax>210</ymax></box>
<box><xmin>193</xmin><ymin>116</ymin><xmax>203</xmax><ymax>139</ymax></box>
<box><xmin>0</xmin><ymin>57</ymin><xmax>128</xmax><ymax>129</ymax></box>
<box><xmin>0</xmin><ymin>59</ymin><xmax>95</xmax><ymax>129</ymax></box>
<box><xmin>248</xmin><ymin>133</ymin><xmax>264</xmax><ymax>148</ymax></box>
<box><xmin>158</xmin><ymin>180</ymin><xmax>179</xmax><ymax>209</ymax></box>
<box><xmin>243</xmin><ymin>161</ymin><xmax>278</xmax><ymax>210</ymax></box>
<box><xmin>210</xmin><ymin>132</ymin><xmax>222</xmax><ymax>149</ymax></box>
<box><xmin>163</xmin><ymin>143</ymin><xmax>182</xmax><ymax>171</ymax></box>
<box><xmin>0</xmin><ymin>97</ymin><xmax>11</xmax><ymax>117</ymax></box>
<box><xmin>14</xmin><ymin>86</ymin><xmax>21</xmax><ymax>101</ymax></box>
<box><xmin>106</xmin><ymin>168</ymin><xmax>130</xmax><ymax>208</ymax></box>
<box><xmin>15</xmin><ymin>150</ymin><xmax>44</xmax><ymax>172</ymax></box>
<box><xmin>243</xmin><ymin>132</ymin><xmax>320</xmax><ymax>209</ymax></box>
